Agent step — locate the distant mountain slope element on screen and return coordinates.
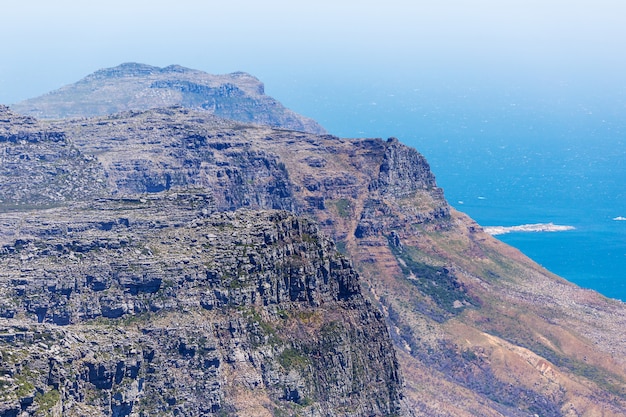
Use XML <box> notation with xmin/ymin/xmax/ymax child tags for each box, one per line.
<box><xmin>11</xmin><ymin>63</ymin><xmax>326</xmax><ymax>134</ymax></box>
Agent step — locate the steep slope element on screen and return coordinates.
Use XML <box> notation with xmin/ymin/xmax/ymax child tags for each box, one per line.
<box><xmin>0</xmin><ymin>197</ymin><xmax>405</xmax><ymax>416</ymax></box>
<box><xmin>11</xmin><ymin>63</ymin><xmax>326</xmax><ymax>134</ymax></box>
<box><xmin>1</xmin><ymin>105</ymin><xmax>625</xmax><ymax>416</ymax></box>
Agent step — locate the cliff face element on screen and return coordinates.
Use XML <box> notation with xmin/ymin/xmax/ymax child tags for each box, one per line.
<box><xmin>1</xmin><ymin>102</ymin><xmax>626</xmax><ymax>417</ymax></box>
<box><xmin>0</xmin><ymin>198</ymin><xmax>404</xmax><ymax>416</ymax></box>
<box><xmin>10</xmin><ymin>63</ymin><xmax>326</xmax><ymax>135</ymax></box>
<box><xmin>48</xmin><ymin>109</ymin><xmax>448</xmax><ymax>230</ymax></box>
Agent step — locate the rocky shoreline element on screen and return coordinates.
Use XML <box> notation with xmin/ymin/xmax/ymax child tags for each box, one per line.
<box><xmin>483</xmin><ymin>222</ymin><xmax>576</xmax><ymax>235</ymax></box>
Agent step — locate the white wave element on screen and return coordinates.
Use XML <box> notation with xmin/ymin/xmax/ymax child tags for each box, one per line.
<box><xmin>483</xmin><ymin>222</ymin><xmax>575</xmax><ymax>236</ymax></box>
<box><xmin>613</xmin><ymin>216</ymin><xmax>626</xmax><ymax>221</ymax></box>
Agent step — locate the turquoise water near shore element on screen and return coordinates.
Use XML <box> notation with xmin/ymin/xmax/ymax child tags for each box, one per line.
<box><xmin>274</xmin><ymin>80</ymin><xmax>626</xmax><ymax>301</ymax></box>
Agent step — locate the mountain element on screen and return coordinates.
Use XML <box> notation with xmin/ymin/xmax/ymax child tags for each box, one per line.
<box><xmin>0</xmin><ymin>106</ymin><xmax>408</xmax><ymax>417</ymax></box>
<box><xmin>10</xmin><ymin>63</ymin><xmax>326</xmax><ymax>135</ymax></box>
<box><xmin>1</xmin><ymin>77</ymin><xmax>626</xmax><ymax>416</ymax></box>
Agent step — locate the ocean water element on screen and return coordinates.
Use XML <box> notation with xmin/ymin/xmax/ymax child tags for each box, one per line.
<box><xmin>424</xmin><ymin>139</ymin><xmax>626</xmax><ymax>302</ymax></box>
<box><xmin>272</xmin><ymin>79</ymin><xmax>626</xmax><ymax>301</ymax></box>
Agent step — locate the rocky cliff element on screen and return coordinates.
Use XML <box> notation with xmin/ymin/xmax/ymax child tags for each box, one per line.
<box><xmin>1</xmin><ymin>98</ymin><xmax>626</xmax><ymax>417</ymax></box>
<box><xmin>0</xmin><ymin>196</ymin><xmax>405</xmax><ymax>416</ymax></box>
<box><xmin>10</xmin><ymin>63</ymin><xmax>326</xmax><ymax>135</ymax></box>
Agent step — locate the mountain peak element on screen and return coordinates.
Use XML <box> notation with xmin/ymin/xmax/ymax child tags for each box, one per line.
<box><xmin>11</xmin><ymin>63</ymin><xmax>325</xmax><ymax>134</ymax></box>
<box><xmin>161</xmin><ymin>64</ymin><xmax>200</xmax><ymax>74</ymax></box>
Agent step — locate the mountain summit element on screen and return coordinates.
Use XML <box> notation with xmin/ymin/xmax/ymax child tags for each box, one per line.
<box><xmin>11</xmin><ymin>63</ymin><xmax>326</xmax><ymax>134</ymax></box>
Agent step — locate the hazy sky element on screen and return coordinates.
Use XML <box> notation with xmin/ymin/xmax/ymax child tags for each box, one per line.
<box><xmin>3</xmin><ymin>1</ymin><xmax>625</xmax><ymax>92</ymax></box>
<box><xmin>2</xmin><ymin>0</ymin><xmax>625</xmax><ymax>137</ymax></box>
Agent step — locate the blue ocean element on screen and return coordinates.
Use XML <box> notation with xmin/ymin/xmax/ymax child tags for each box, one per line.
<box><xmin>425</xmin><ymin>139</ymin><xmax>626</xmax><ymax>302</ymax></box>
<box><xmin>271</xmin><ymin>78</ymin><xmax>626</xmax><ymax>301</ymax></box>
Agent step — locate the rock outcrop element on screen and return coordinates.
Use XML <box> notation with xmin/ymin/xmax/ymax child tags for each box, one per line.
<box><xmin>0</xmin><ymin>106</ymin><xmax>106</xmax><ymax>209</ymax></box>
<box><xmin>11</xmin><ymin>63</ymin><xmax>326</xmax><ymax>135</ymax></box>
<box><xmin>0</xmin><ymin>201</ymin><xmax>405</xmax><ymax>416</ymax></box>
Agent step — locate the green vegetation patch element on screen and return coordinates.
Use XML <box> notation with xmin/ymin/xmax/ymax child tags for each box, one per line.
<box><xmin>35</xmin><ymin>389</ymin><xmax>61</xmax><ymax>414</ymax></box>
<box><xmin>278</xmin><ymin>347</ymin><xmax>310</xmax><ymax>371</ymax></box>
<box><xmin>244</xmin><ymin>308</ymin><xmax>281</xmax><ymax>347</ymax></box>
<box><xmin>389</xmin><ymin>240</ymin><xmax>479</xmax><ymax>315</ymax></box>
<box><xmin>335</xmin><ymin>241</ymin><xmax>347</xmax><ymax>255</ymax></box>
<box><xmin>14</xmin><ymin>372</ymin><xmax>36</xmax><ymax>398</ymax></box>
<box><xmin>334</xmin><ymin>199</ymin><xmax>352</xmax><ymax>218</ymax></box>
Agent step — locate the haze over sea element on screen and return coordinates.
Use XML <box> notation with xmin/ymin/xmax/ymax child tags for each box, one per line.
<box><xmin>270</xmin><ymin>77</ymin><xmax>626</xmax><ymax>302</ymax></box>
